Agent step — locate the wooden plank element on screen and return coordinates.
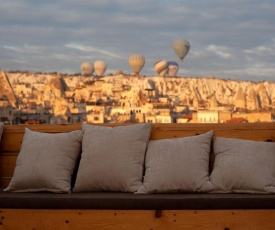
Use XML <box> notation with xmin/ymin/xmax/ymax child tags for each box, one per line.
<box><xmin>0</xmin><ymin>156</ymin><xmax>16</xmax><ymax>187</ymax></box>
<box><xmin>150</xmin><ymin>129</ymin><xmax>275</xmax><ymax>141</ymax></box>
<box><xmin>0</xmin><ymin>209</ymin><xmax>275</xmax><ymax>230</ymax></box>
<box><xmin>0</xmin><ymin>178</ymin><xmax>11</xmax><ymax>188</ymax></box>
<box><xmin>2</xmin><ymin>123</ymin><xmax>275</xmax><ymax>134</ymax></box>
<box><xmin>149</xmin><ymin>123</ymin><xmax>275</xmax><ymax>141</ymax></box>
<box><xmin>1</xmin><ymin>123</ymin><xmax>82</xmax><ymax>133</ymax></box>
<box><xmin>0</xmin><ymin>156</ymin><xmax>17</xmax><ymax>177</ymax></box>
<box><xmin>0</xmin><ymin>133</ymin><xmax>23</xmax><ymax>153</ymax></box>
<box><xmin>1</xmin><ymin>123</ymin><xmax>274</xmax><ymax>153</ymax></box>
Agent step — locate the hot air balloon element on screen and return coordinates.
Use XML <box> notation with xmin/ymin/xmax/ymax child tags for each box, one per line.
<box><xmin>173</xmin><ymin>38</ymin><xmax>190</xmax><ymax>61</ymax></box>
<box><xmin>81</xmin><ymin>62</ymin><xmax>94</xmax><ymax>76</ymax></box>
<box><xmin>128</xmin><ymin>54</ymin><xmax>145</xmax><ymax>75</ymax></box>
<box><xmin>167</xmin><ymin>61</ymin><xmax>179</xmax><ymax>76</ymax></box>
<box><xmin>154</xmin><ymin>60</ymin><xmax>168</xmax><ymax>77</ymax></box>
<box><xmin>94</xmin><ymin>61</ymin><xmax>107</xmax><ymax>76</ymax></box>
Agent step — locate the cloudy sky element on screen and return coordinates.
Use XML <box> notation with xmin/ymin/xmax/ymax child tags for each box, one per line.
<box><xmin>0</xmin><ymin>0</ymin><xmax>275</xmax><ymax>81</ymax></box>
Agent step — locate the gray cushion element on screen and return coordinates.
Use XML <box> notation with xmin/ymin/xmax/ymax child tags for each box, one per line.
<box><xmin>73</xmin><ymin>123</ymin><xmax>152</xmax><ymax>192</ymax></box>
<box><xmin>210</xmin><ymin>137</ymin><xmax>275</xmax><ymax>194</ymax></box>
<box><xmin>4</xmin><ymin>128</ymin><xmax>82</xmax><ymax>193</ymax></box>
<box><xmin>136</xmin><ymin>131</ymin><xmax>214</xmax><ymax>194</ymax></box>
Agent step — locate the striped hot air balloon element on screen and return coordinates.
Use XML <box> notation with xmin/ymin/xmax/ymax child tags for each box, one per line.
<box><xmin>167</xmin><ymin>61</ymin><xmax>179</xmax><ymax>76</ymax></box>
<box><xmin>154</xmin><ymin>60</ymin><xmax>168</xmax><ymax>77</ymax></box>
<box><xmin>128</xmin><ymin>54</ymin><xmax>145</xmax><ymax>75</ymax></box>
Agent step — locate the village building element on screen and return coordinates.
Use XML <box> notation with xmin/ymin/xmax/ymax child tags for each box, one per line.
<box><xmin>193</xmin><ymin>110</ymin><xmax>219</xmax><ymax>123</ymax></box>
<box><xmin>0</xmin><ymin>70</ymin><xmax>274</xmax><ymax>125</ymax></box>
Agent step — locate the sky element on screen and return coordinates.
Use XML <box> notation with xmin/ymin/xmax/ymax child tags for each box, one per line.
<box><xmin>0</xmin><ymin>0</ymin><xmax>275</xmax><ymax>82</ymax></box>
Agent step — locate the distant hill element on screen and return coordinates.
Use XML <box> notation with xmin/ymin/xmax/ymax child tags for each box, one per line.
<box><xmin>3</xmin><ymin>71</ymin><xmax>275</xmax><ymax>111</ymax></box>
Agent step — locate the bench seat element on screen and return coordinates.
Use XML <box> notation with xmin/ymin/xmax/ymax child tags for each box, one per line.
<box><xmin>1</xmin><ymin>123</ymin><xmax>275</xmax><ymax>229</ymax></box>
<box><xmin>1</xmin><ymin>189</ymin><xmax>274</xmax><ymax>210</ymax></box>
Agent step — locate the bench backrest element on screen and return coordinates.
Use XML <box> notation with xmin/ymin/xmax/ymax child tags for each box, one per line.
<box><xmin>0</xmin><ymin>123</ymin><xmax>274</xmax><ymax>187</ymax></box>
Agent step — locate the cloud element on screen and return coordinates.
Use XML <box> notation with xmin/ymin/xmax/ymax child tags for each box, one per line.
<box><xmin>221</xmin><ymin>65</ymin><xmax>275</xmax><ymax>80</ymax></box>
<box><xmin>207</xmin><ymin>45</ymin><xmax>233</xmax><ymax>59</ymax></box>
<box><xmin>65</xmin><ymin>43</ymin><xmax>123</xmax><ymax>59</ymax></box>
<box><xmin>2</xmin><ymin>44</ymin><xmax>46</xmax><ymax>54</ymax></box>
<box><xmin>244</xmin><ymin>40</ymin><xmax>275</xmax><ymax>56</ymax></box>
<box><xmin>2</xmin><ymin>46</ymin><xmax>19</xmax><ymax>52</ymax></box>
<box><xmin>0</xmin><ymin>0</ymin><xmax>274</xmax><ymax>81</ymax></box>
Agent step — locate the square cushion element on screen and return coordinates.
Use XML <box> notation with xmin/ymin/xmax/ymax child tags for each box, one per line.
<box><xmin>73</xmin><ymin>123</ymin><xmax>152</xmax><ymax>192</ymax></box>
<box><xmin>136</xmin><ymin>131</ymin><xmax>214</xmax><ymax>194</ymax></box>
<box><xmin>4</xmin><ymin>128</ymin><xmax>82</xmax><ymax>193</ymax></box>
<box><xmin>210</xmin><ymin>137</ymin><xmax>275</xmax><ymax>194</ymax></box>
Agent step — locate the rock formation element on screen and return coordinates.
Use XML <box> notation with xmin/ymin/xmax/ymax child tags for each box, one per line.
<box><xmin>2</xmin><ymin>70</ymin><xmax>275</xmax><ymax>113</ymax></box>
<box><xmin>0</xmin><ymin>70</ymin><xmax>17</xmax><ymax>107</ymax></box>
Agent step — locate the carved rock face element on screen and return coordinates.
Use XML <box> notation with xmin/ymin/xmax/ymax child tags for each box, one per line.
<box><xmin>0</xmin><ymin>71</ymin><xmax>17</xmax><ymax>107</ymax></box>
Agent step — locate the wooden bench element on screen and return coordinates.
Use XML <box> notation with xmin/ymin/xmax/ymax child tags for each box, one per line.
<box><xmin>0</xmin><ymin>123</ymin><xmax>275</xmax><ymax>230</ymax></box>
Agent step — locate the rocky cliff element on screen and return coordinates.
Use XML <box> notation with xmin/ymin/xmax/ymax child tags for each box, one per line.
<box><xmin>3</xmin><ymin>71</ymin><xmax>275</xmax><ymax>111</ymax></box>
